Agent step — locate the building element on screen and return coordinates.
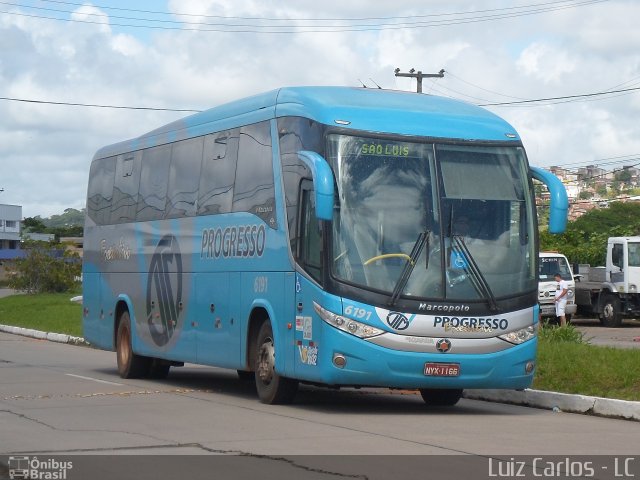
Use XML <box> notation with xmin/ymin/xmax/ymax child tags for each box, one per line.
<box><xmin>0</xmin><ymin>204</ymin><xmax>21</xmax><ymax>250</ymax></box>
<box><xmin>0</xmin><ymin>204</ymin><xmax>23</xmax><ymax>282</ymax></box>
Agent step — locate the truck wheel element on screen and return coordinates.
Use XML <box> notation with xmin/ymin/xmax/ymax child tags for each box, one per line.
<box><xmin>419</xmin><ymin>388</ymin><xmax>463</xmax><ymax>406</ymax></box>
<box><xmin>600</xmin><ymin>294</ymin><xmax>622</xmax><ymax>327</ymax></box>
<box><xmin>254</xmin><ymin>322</ymin><xmax>298</xmax><ymax>404</ymax></box>
<box><xmin>116</xmin><ymin>311</ymin><xmax>150</xmax><ymax>378</ymax></box>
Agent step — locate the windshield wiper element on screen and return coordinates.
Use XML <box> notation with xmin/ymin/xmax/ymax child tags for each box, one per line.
<box><xmin>451</xmin><ymin>235</ymin><xmax>499</xmax><ymax>311</ymax></box>
<box><xmin>389</xmin><ymin>231</ymin><xmax>428</xmax><ymax>307</ymax></box>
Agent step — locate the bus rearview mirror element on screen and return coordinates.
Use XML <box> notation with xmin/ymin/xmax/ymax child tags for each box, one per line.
<box><xmin>297</xmin><ymin>151</ymin><xmax>335</xmax><ymax>221</ymax></box>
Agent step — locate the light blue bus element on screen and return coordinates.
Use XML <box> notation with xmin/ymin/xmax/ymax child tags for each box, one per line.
<box><xmin>82</xmin><ymin>86</ymin><xmax>567</xmax><ymax>405</ymax></box>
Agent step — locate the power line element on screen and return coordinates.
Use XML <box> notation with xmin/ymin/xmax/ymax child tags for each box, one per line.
<box><xmin>25</xmin><ymin>0</ymin><xmax>609</xmax><ymax>22</ymax></box>
<box><xmin>1</xmin><ymin>0</ymin><xmax>608</xmax><ymax>33</ymax></box>
<box><xmin>479</xmin><ymin>86</ymin><xmax>640</xmax><ymax>107</ymax></box>
<box><xmin>2</xmin><ymin>82</ymin><xmax>640</xmax><ymax>113</ymax></box>
<box><xmin>0</xmin><ymin>96</ymin><xmax>201</xmax><ymax>112</ymax></box>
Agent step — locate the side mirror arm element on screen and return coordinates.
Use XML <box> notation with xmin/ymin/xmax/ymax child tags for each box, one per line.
<box><xmin>297</xmin><ymin>151</ymin><xmax>335</xmax><ymax>221</ymax></box>
<box><xmin>530</xmin><ymin>167</ymin><xmax>568</xmax><ymax>234</ymax></box>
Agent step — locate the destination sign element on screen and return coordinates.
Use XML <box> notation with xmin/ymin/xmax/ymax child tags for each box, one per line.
<box><xmin>360</xmin><ymin>142</ymin><xmax>410</xmax><ymax>157</ymax></box>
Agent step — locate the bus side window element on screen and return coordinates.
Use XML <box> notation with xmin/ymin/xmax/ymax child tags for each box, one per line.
<box><xmin>233</xmin><ymin>121</ymin><xmax>277</xmax><ymax>228</ymax></box>
<box><xmin>137</xmin><ymin>144</ymin><xmax>172</xmax><ymax>222</ymax></box>
<box><xmin>198</xmin><ymin>130</ymin><xmax>238</xmax><ymax>215</ymax></box>
<box><xmin>166</xmin><ymin>137</ymin><xmax>204</xmax><ymax>219</ymax></box>
<box><xmin>298</xmin><ymin>182</ymin><xmax>323</xmax><ymax>283</ymax></box>
<box><xmin>111</xmin><ymin>152</ymin><xmax>141</xmax><ymax>224</ymax></box>
<box><xmin>87</xmin><ymin>156</ymin><xmax>116</xmax><ymax>225</ymax></box>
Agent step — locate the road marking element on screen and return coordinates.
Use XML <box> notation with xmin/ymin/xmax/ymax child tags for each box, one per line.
<box><xmin>65</xmin><ymin>373</ymin><xmax>124</xmax><ymax>386</ymax></box>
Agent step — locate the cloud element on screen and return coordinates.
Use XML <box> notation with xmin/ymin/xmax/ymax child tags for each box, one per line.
<box><xmin>516</xmin><ymin>43</ymin><xmax>576</xmax><ymax>84</ymax></box>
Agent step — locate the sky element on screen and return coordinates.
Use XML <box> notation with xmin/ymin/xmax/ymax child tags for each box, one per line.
<box><xmin>1</xmin><ymin>0</ymin><xmax>639</xmax><ymax>218</ymax></box>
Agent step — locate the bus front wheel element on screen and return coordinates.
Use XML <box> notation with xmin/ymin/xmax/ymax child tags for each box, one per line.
<box><xmin>116</xmin><ymin>311</ymin><xmax>150</xmax><ymax>378</ymax></box>
<box><xmin>254</xmin><ymin>322</ymin><xmax>298</xmax><ymax>404</ymax></box>
<box><xmin>419</xmin><ymin>388</ymin><xmax>463</xmax><ymax>406</ymax></box>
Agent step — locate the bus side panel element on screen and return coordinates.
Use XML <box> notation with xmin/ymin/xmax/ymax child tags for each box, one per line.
<box><xmin>195</xmin><ymin>271</ymin><xmax>241</xmax><ymax>368</ymax></box>
<box><xmin>126</xmin><ymin>221</ymin><xmax>199</xmax><ymax>364</ymax></box>
<box><xmin>82</xmin><ymin>269</ymin><xmax>113</xmax><ymax>351</ymax></box>
<box><xmin>240</xmin><ymin>271</ymin><xmax>295</xmax><ymax>376</ymax></box>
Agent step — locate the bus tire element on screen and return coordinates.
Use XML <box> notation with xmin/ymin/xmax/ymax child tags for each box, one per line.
<box><xmin>419</xmin><ymin>388</ymin><xmax>463</xmax><ymax>406</ymax></box>
<box><xmin>237</xmin><ymin>370</ymin><xmax>254</xmax><ymax>381</ymax></box>
<box><xmin>254</xmin><ymin>322</ymin><xmax>298</xmax><ymax>404</ymax></box>
<box><xmin>600</xmin><ymin>294</ymin><xmax>622</xmax><ymax>327</ymax></box>
<box><xmin>147</xmin><ymin>359</ymin><xmax>171</xmax><ymax>379</ymax></box>
<box><xmin>116</xmin><ymin>311</ymin><xmax>150</xmax><ymax>379</ymax></box>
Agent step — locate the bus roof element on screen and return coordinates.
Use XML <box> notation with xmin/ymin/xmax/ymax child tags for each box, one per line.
<box><xmin>94</xmin><ymin>86</ymin><xmax>521</xmax><ymax>159</ymax></box>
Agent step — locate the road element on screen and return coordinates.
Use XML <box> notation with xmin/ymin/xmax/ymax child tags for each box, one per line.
<box><xmin>572</xmin><ymin>317</ymin><xmax>640</xmax><ymax>348</ymax></box>
<box><xmin>1</xmin><ymin>330</ymin><xmax>639</xmax><ymax>477</ymax></box>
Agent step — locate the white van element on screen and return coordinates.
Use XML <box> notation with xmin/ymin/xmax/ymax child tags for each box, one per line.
<box><xmin>538</xmin><ymin>252</ymin><xmax>577</xmax><ymax>321</ymax></box>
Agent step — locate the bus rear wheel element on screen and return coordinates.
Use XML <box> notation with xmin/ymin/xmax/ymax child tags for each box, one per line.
<box><xmin>254</xmin><ymin>322</ymin><xmax>298</xmax><ymax>404</ymax></box>
<box><xmin>419</xmin><ymin>388</ymin><xmax>463</xmax><ymax>406</ymax></box>
<box><xmin>116</xmin><ymin>311</ymin><xmax>150</xmax><ymax>378</ymax></box>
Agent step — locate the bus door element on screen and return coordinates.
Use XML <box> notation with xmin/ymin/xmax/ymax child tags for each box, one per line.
<box><xmin>293</xmin><ymin>183</ymin><xmax>324</xmax><ymax>378</ymax></box>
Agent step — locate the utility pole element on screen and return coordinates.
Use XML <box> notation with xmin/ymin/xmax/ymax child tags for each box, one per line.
<box><xmin>394</xmin><ymin>67</ymin><xmax>445</xmax><ymax>93</ymax></box>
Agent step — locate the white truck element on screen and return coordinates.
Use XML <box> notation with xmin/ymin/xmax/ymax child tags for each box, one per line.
<box><xmin>574</xmin><ymin>236</ymin><xmax>640</xmax><ymax>327</ymax></box>
<box><xmin>538</xmin><ymin>252</ymin><xmax>577</xmax><ymax>322</ymax></box>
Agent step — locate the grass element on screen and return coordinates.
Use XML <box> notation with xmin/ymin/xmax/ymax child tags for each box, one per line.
<box><xmin>533</xmin><ymin>324</ymin><xmax>640</xmax><ymax>401</ymax></box>
<box><xmin>0</xmin><ymin>291</ymin><xmax>83</xmax><ymax>337</ymax></box>
<box><xmin>1</xmin><ymin>293</ymin><xmax>639</xmax><ymax>401</ymax></box>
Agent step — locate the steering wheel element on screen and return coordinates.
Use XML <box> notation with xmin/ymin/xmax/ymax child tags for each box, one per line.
<box><xmin>363</xmin><ymin>253</ymin><xmax>413</xmax><ymax>266</ymax></box>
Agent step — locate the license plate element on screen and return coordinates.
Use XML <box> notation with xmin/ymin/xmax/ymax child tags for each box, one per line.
<box><xmin>424</xmin><ymin>363</ymin><xmax>460</xmax><ymax>377</ymax></box>
<box><xmin>540</xmin><ymin>305</ymin><xmax>555</xmax><ymax>315</ymax></box>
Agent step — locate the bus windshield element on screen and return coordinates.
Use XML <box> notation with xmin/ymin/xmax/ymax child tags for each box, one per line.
<box><xmin>328</xmin><ymin>134</ymin><xmax>536</xmax><ymax>302</ymax></box>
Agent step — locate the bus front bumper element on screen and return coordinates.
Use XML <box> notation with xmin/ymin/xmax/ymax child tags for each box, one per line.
<box><xmin>308</xmin><ymin>326</ymin><xmax>537</xmax><ymax>390</ymax></box>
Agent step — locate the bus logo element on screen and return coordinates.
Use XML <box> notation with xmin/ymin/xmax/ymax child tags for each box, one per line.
<box><xmin>386</xmin><ymin>312</ymin><xmax>410</xmax><ymax>330</ymax></box>
<box><xmin>436</xmin><ymin>339</ymin><xmax>452</xmax><ymax>353</ymax></box>
<box><xmin>146</xmin><ymin>235</ymin><xmax>183</xmax><ymax>346</ymax></box>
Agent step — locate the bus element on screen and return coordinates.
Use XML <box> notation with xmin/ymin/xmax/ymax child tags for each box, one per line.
<box><xmin>82</xmin><ymin>86</ymin><xmax>568</xmax><ymax>406</ymax></box>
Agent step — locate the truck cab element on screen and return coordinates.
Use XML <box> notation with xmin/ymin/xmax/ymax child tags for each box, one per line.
<box><xmin>607</xmin><ymin>237</ymin><xmax>640</xmax><ymax>294</ymax></box>
<box><xmin>538</xmin><ymin>252</ymin><xmax>577</xmax><ymax>322</ymax></box>
<box><xmin>574</xmin><ymin>237</ymin><xmax>640</xmax><ymax>327</ymax></box>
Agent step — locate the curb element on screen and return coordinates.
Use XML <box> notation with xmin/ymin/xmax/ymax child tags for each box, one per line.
<box><xmin>0</xmin><ymin>324</ymin><xmax>89</xmax><ymax>346</ymax></box>
<box><xmin>464</xmin><ymin>389</ymin><xmax>640</xmax><ymax>421</ymax></box>
<box><xmin>1</xmin><ymin>324</ymin><xmax>638</xmax><ymax>422</ymax></box>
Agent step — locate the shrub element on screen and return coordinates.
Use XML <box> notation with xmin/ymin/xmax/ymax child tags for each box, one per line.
<box><xmin>7</xmin><ymin>243</ymin><xmax>81</xmax><ymax>294</ymax></box>
<box><xmin>539</xmin><ymin>323</ymin><xmax>585</xmax><ymax>344</ymax></box>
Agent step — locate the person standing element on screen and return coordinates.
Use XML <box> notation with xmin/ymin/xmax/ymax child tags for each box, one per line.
<box><xmin>554</xmin><ymin>272</ymin><xmax>569</xmax><ymax>326</ymax></box>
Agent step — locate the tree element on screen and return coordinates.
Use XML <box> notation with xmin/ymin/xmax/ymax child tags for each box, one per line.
<box><xmin>7</xmin><ymin>241</ymin><xmax>81</xmax><ymax>293</ymax></box>
<box><xmin>540</xmin><ymin>201</ymin><xmax>640</xmax><ymax>265</ymax></box>
<box><xmin>578</xmin><ymin>190</ymin><xmax>591</xmax><ymax>200</ymax></box>
<box><xmin>46</xmin><ymin>208</ymin><xmax>85</xmax><ymax>229</ymax></box>
<box><xmin>22</xmin><ymin>216</ymin><xmax>48</xmax><ymax>233</ymax></box>
<box><xmin>615</xmin><ymin>169</ymin><xmax>632</xmax><ymax>183</ymax></box>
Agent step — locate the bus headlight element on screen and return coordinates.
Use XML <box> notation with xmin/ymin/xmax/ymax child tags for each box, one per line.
<box><xmin>313</xmin><ymin>302</ymin><xmax>384</xmax><ymax>339</ymax></box>
<box><xmin>629</xmin><ymin>284</ymin><xmax>637</xmax><ymax>293</ymax></box>
<box><xmin>499</xmin><ymin>324</ymin><xmax>537</xmax><ymax>345</ymax></box>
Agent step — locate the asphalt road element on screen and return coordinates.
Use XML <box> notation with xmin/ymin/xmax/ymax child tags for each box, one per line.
<box><xmin>2</xmin><ymin>331</ymin><xmax>639</xmax><ymax>456</ymax></box>
<box><xmin>571</xmin><ymin>317</ymin><xmax>640</xmax><ymax>348</ymax></box>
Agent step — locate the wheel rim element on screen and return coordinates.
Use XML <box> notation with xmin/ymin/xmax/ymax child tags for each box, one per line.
<box><xmin>603</xmin><ymin>303</ymin><xmax>614</xmax><ymax>320</ymax></box>
<box><xmin>118</xmin><ymin>326</ymin><xmax>131</xmax><ymax>368</ymax></box>
<box><xmin>257</xmin><ymin>337</ymin><xmax>275</xmax><ymax>385</ymax></box>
